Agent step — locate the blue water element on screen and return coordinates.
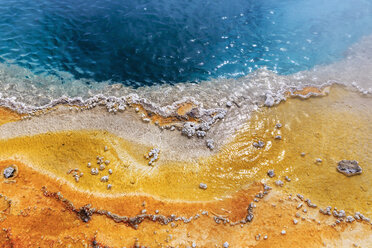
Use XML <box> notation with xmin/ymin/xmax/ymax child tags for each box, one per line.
<box><xmin>1</xmin><ymin>0</ymin><xmax>372</xmax><ymax>86</ymax></box>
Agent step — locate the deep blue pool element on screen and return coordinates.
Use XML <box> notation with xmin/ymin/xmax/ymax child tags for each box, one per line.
<box><xmin>1</xmin><ymin>0</ymin><xmax>372</xmax><ymax>86</ymax></box>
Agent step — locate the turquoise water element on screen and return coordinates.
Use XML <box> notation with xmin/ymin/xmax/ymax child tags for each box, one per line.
<box><xmin>1</xmin><ymin>0</ymin><xmax>372</xmax><ymax>86</ymax></box>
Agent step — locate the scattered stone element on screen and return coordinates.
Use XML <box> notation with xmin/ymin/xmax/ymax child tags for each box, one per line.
<box><xmin>285</xmin><ymin>176</ymin><xmax>291</xmax><ymax>182</ymax></box>
<box><xmin>192</xmin><ymin>242</ymin><xmax>196</xmax><ymax>248</ymax></box>
<box><xmin>104</xmin><ymin>160</ymin><xmax>110</xmax><ymax>165</ymax></box>
<box><xmin>297</xmin><ymin>194</ymin><xmax>304</xmax><ymax>201</ymax></box>
<box><xmin>196</xmin><ymin>130</ymin><xmax>206</xmax><ymax>137</ymax></box>
<box><xmin>275</xmin><ymin>180</ymin><xmax>284</xmax><ymax>187</ymax></box>
<box><xmin>264</xmin><ymin>94</ymin><xmax>275</xmax><ymax>107</ymax></box>
<box><xmin>253</xmin><ymin>141</ymin><xmax>265</xmax><ymax>148</ymax></box>
<box><xmin>99</xmin><ymin>164</ymin><xmax>106</xmax><ymax>170</ymax></box>
<box><xmin>293</xmin><ymin>219</ymin><xmax>298</xmax><ymax>225</ymax></box>
<box><xmin>274</xmin><ymin>135</ymin><xmax>282</xmax><ymax>140</ymax></box>
<box><xmin>267</xmin><ymin>170</ymin><xmax>275</xmax><ymax>178</ymax></box>
<box><xmin>296</xmin><ymin>203</ymin><xmax>303</xmax><ymax>209</ymax></box>
<box><xmin>337</xmin><ymin>160</ymin><xmax>362</xmax><ymax>177</ymax></box>
<box><xmin>199</xmin><ymin>183</ymin><xmax>207</xmax><ymax>190</ymax></box>
<box><xmin>226</xmin><ymin>101</ymin><xmax>233</xmax><ymax>107</ymax></box>
<box><xmin>104</xmin><ymin>146</ymin><xmax>108</xmax><ymax>152</ymax></box>
<box><xmin>182</xmin><ymin>122</ymin><xmax>197</xmax><ymax>138</ymax></box>
<box><xmin>264</xmin><ymin>184</ymin><xmax>272</xmax><ymax>191</ymax></box>
<box><xmin>315</xmin><ymin>158</ymin><xmax>322</xmax><ymax>163</ymax></box>
<box><xmin>145</xmin><ymin>148</ymin><xmax>160</xmax><ymax>165</ymax></box>
<box><xmin>87</xmin><ymin>162</ymin><xmax>91</xmax><ymax>168</ymax></box>
<box><xmin>295</xmin><ymin>213</ymin><xmax>301</xmax><ymax>218</ymax></box>
<box><xmin>263</xmin><ymin>235</ymin><xmax>268</xmax><ymax>240</ymax></box>
<box><xmin>281</xmin><ymin>230</ymin><xmax>286</xmax><ymax>235</ymax></box>
<box><xmin>107</xmin><ymin>184</ymin><xmax>112</xmax><ymax>190</ymax></box>
<box><xmin>90</xmin><ymin>168</ymin><xmax>99</xmax><ymax>175</ymax></box>
<box><xmin>305</xmin><ymin>199</ymin><xmax>317</xmax><ymax>208</ymax></box>
<box><xmin>319</xmin><ymin>206</ymin><xmax>332</xmax><ymax>216</ymax></box>
<box><xmin>206</xmin><ymin>139</ymin><xmax>215</xmax><ymax>150</ymax></box>
<box><xmin>301</xmin><ymin>152</ymin><xmax>306</xmax><ymax>157</ymax></box>
<box><xmin>108</xmin><ymin>169</ymin><xmax>112</xmax><ymax>174</ymax></box>
<box><xmin>3</xmin><ymin>166</ymin><xmax>15</xmax><ymax>179</ymax></box>
<box><xmin>333</xmin><ymin>209</ymin><xmax>346</xmax><ymax>218</ymax></box>
<box><xmin>303</xmin><ymin>209</ymin><xmax>307</xmax><ymax>213</ymax></box>
<box><xmin>100</xmin><ymin>176</ymin><xmax>109</xmax><ymax>182</ymax></box>
<box><xmin>346</xmin><ymin>216</ymin><xmax>355</xmax><ymax>223</ymax></box>
<box><xmin>275</xmin><ymin>123</ymin><xmax>282</xmax><ymax>129</ymax></box>
<box><xmin>223</xmin><ymin>241</ymin><xmax>229</xmax><ymax>248</ymax></box>
<box><xmin>354</xmin><ymin>212</ymin><xmax>370</xmax><ymax>222</ymax></box>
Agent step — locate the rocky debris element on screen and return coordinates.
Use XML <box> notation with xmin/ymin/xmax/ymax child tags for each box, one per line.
<box><xmin>354</xmin><ymin>212</ymin><xmax>370</xmax><ymax>223</ymax></box>
<box><xmin>196</xmin><ymin>130</ymin><xmax>206</xmax><ymax>137</ymax></box>
<box><xmin>206</xmin><ymin>139</ymin><xmax>215</xmax><ymax>150</ymax></box>
<box><xmin>319</xmin><ymin>206</ymin><xmax>332</xmax><ymax>216</ymax></box>
<box><xmin>199</xmin><ymin>183</ymin><xmax>207</xmax><ymax>190</ymax></box>
<box><xmin>253</xmin><ymin>141</ymin><xmax>265</xmax><ymax>148</ymax></box>
<box><xmin>293</xmin><ymin>219</ymin><xmax>298</xmax><ymax>225</ymax></box>
<box><xmin>337</xmin><ymin>160</ymin><xmax>362</xmax><ymax>176</ymax></box>
<box><xmin>281</xmin><ymin>230</ymin><xmax>286</xmax><ymax>235</ymax></box>
<box><xmin>267</xmin><ymin>170</ymin><xmax>275</xmax><ymax>178</ymax></box>
<box><xmin>263</xmin><ymin>184</ymin><xmax>272</xmax><ymax>191</ymax></box>
<box><xmin>181</xmin><ymin>122</ymin><xmax>197</xmax><ymax>138</ymax></box>
<box><xmin>285</xmin><ymin>176</ymin><xmax>291</xmax><ymax>182</ymax></box>
<box><xmin>77</xmin><ymin>204</ymin><xmax>95</xmax><ymax>223</ymax></box>
<box><xmin>346</xmin><ymin>216</ymin><xmax>355</xmax><ymax>223</ymax></box>
<box><xmin>3</xmin><ymin>166</ymin><xmax>15</xmax><ymax>179</ymax></box>
<box><xmin>90</xmin><ymin>168</ymin><xmax>99</xmax><ymax>175</ymax></box>
<box><xmin>333</xmin><ymin>209</ymin><xmax>346</xmax><ymax>218</ymax></box>
<box><xmin>100</xmin><ymin>176</ymin><xmax>109</xmax><ymax>182</ymax></box>
<box><xmin>145</xmin><ymin>148</ymin><xmax>160</xmax><ymax>165</ymax></box>
<box><xmin>301</xmin><ymin>152</ymin><xmax>306</xmax><ymax>157</ymax></box>
<box><xmin>315</xmin><ymin>158</ymin><xmax>322</xmax><ymax>163</ymax></box>
<box><xmin>264</xmin><ymin>94</ymin><xmax>275</xmax><ymax>107</ymax></box>
<box><xmin>297</xmin><ymin>194</ymin><xmax>304</xmax><ymax>201</ymax></box>
<box><xmin>42</xmin><ymin>186</ymin><xmax>200</xmax><ymax>229</ymax></box>
<box><xmin>305</xmin><ymin>199</ymin><xmax>317</xmax><ymax>208</ymax></box>
<box><xmin>223</xmin><ymin>241</ymin><xmax>229</xmax><ymax>248</ymax></box>
<box><xmin>274</xmin><ymin>135</ymin><xmax>282</xmax><ymax>140</ymax></box>
<box><xmin>226</xmin><ymin>101</ymin><xmax>233</xmax><ymax>108</ymax></box>
<box><xmin>246</xmin><ymin>203</ymin><xmax>254</xmax><ymax>222</ymax></box>
<box><xmin>275</xmin><ymin>123</ymin><xmax>282</xmax><ymax>129</ymax></box>
<box><xmin>275</xmin><ymin>180</ymin><xmax>284</xmax><ymax>187</ymax></box>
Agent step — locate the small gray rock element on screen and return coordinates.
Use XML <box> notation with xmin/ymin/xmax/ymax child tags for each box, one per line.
<box><xmin>3</xmin><ymin>166</ymin><xmax>15</xmax><ymax>179</ymax></box>
<box><xmin>199</xmin><ymin>183</ymin><xmax>208</xmax><ymax>190</ymax></box>
<box><xmin>253</xmin><ymin>141</ymin><xmax>265</xmax><ymax>148</ymax></box>
<box><xmin>337</xmin><ymin>160</ymin><xmax>362</xmax><ymax>176</ymax></box>
<box><xmin>267</xmin><ymin>170</ymin><xmax>275</xmax><ymax>178</ymax></box>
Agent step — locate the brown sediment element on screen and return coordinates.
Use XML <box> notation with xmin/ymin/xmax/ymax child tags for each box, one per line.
<box><xmin>0</xmin><ymin>107</ymin><xmax>22</xmax><ymax>126</ymax></box>
<box><xmin>131</xmin><ymin>102</ymin><xmax>200</xmax><ymax>127</ymax></box>
<box><xmin>287</xmin><ymin>86</ymin><xmax>329</xmax><ymax>98</ymax></box>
